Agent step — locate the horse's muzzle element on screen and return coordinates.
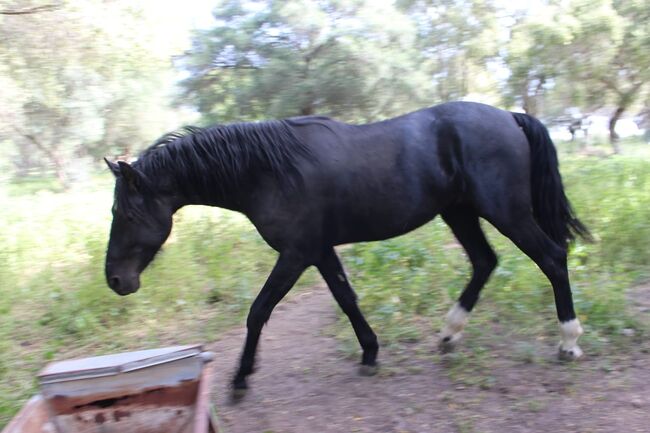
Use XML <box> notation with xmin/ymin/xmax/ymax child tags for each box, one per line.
<box><xmin>107</xmin><ymin>274</ymin><xmax>140</xmax><ymax>296</ymax></box>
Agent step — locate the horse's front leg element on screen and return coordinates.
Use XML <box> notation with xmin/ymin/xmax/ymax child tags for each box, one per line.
<box><xmin>232</xmin><ymin>251</ymin><xmax>307</xmax><ymax>399</ymax></box>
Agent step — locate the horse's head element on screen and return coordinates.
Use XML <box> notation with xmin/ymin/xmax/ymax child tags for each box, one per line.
<box><xmin>104</xmin><ymin>159</ymin><xmax>174</xmax><ymax>296</ymax></box>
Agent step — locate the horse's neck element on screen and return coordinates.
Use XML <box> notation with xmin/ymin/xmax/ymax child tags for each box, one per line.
<box><xmin>167</xmin><ymin>167</ymin><xmax>253</xmax><ymax>213</ymax></box>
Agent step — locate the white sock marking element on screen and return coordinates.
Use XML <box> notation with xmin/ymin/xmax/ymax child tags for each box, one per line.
<box><xmin>559</xmin><ymin>318</ymin><xmax>584</xmax><ymax>358</ymax></box>
<box><xmin>440</xmin><ymin>303</ymin><xmax>470</xmax><ymax>343</ymax></box>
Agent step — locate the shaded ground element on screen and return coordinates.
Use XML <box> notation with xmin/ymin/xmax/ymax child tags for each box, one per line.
<box><xmin>209</xmin><ymin>285</ymin><xmax>650</xmax><ymax>433</ymax></box>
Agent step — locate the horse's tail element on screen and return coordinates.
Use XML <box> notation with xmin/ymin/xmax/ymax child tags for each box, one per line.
<box><xmin>511</xmin><ymin>112</ymin><xmax>590</xmax><ymax>246</ymax></box>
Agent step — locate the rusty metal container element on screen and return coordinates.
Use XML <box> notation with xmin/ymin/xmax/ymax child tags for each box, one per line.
<box><xmin>2</xmin><ymin>345</ymin><xmax>217</xmax><ymax>433</ymax></box>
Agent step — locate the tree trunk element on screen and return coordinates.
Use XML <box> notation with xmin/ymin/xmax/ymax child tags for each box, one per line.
<box><xmin>51</xmin><ymin>153</ymin><xmax>69</xmax><ymax>190</ymax></box>
<box><xmin>14</xmin><ymin>127</ymin><xmax>70</xmax><ymax>189</ymax></box>
<box><xmin>609</xmin><ymin>106</ymin><xmax>625</xmax><ymax>154</ymax></box>
<box><xmin>0</xmin><ymin>4</ymin><xmax>60</xmax><ymax>15</ymax></box>
<box><xmin>522</xmin><ymin>81</ymin><xmax>533</xmax><ymax>116</ymax></box>
<box><xmin>522</xmin><ymin>76</ymin><xmax>545</xmax><ymax>117</ymax></box>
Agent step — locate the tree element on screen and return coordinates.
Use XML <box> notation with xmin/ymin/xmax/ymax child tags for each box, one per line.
<box><xmin>0</xmin><ymin>0</ymin><xmax>187</xmax><ymax>187</ymax></box>
<box><xmin>570</xmin><ymin>0</ymin><xmax>650</xmax><ymax>149</ymax></box>
<box><xmin>503</xmin><ymin>4</ymin><xmax>576</xmax><ymax>116</ymax></box>
<box><xmin>179</xmin><ymin>0</ymin><xmax>431</xmax><ymax>124</ymax></box>
<box><xmin>504</xmin><ymin>0</ymin><xmax>649</xmax><ymax>150</ymax></box>
<box><xmin>400</xmin><ymin>0</ymin><xmax>501</xmax><ymax>104</ymax></box>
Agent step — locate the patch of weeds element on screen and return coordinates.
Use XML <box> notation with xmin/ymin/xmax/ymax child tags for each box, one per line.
<box><xmin>406</xmin><ymin>365</ymin><xmax>424</xmax><ymax>374</ymax></box>
<box><xmin>439</xmin><ymin>390</ymin><xmax>453</xmax><ymax>403</ymax></box>
<box><xmin>440</xmin><ymin>347</ymin><xmax>494</xmax><ymax>389</ymax></box>
<box><xmin>454</xmin><ymin>418</ymin><xmax>475</xmax><ymax>433</ymax></box>
<box><xmin>526</xmin><ymin>398</ymin><xmax>547</xmax><ymax>413</ymax></box>
<box><xmin>512</xmin><ymin>342</ymin><xmax>541</xmax><ymax>364</ymax></box>
<box><xmin>478</xmin><ymin>376</ymin><xmax>497</xmax><ymax>390</ymax></box>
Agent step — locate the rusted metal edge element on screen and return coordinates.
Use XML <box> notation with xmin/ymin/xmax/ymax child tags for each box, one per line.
<box><xmin>193</xmin><ymin>355</ymin><xmax>217</xmax><ymax>433</ymax></box>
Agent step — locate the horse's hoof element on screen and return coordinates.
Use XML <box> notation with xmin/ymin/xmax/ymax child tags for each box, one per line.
<box><xmin>231</xmin><ymin>386</ymin><xmax>248</xmax><ymax>401</ymax></box>
<box><xmin>359</xmin><ymin>364</ymin><xmax>378</xmax><ymax>376</ymax></box>
<box><xmin>231</xmin><ymin>377</ymin><xmax>248</xmax><ymax>402</ymax></box>
<box><xmin>558</xmin><ymin>345</ymin><xmax>583</xmax><ymax>361</ymax></box>
<box><xmin>439</xmin><ymin>336</ymin><xmax>457</xmax><ymax>354</ymax></box>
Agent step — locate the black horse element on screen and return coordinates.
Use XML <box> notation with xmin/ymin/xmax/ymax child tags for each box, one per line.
<box><xmin>105</xmin><ymin>101</ymin><xmax>589</xmax><ymax>397</ymax></box>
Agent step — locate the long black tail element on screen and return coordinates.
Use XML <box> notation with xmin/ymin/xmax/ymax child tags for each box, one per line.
<box><xmin>511</xmin><ymin>112</ymin><xmax>590</xmax><ymax>246</ymax></box>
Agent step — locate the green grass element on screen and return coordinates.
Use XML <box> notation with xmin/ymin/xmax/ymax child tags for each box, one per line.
<box><xmin>1</xmin><ymin>141</ymin><xmax>649</xmax><ymax>426</ymax></box>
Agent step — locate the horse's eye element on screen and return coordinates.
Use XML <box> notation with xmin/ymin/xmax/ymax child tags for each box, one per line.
<box><xmin>125</xmin><ymin>211</ymin><xmax>136</xmax><ymax>222</ymax></box>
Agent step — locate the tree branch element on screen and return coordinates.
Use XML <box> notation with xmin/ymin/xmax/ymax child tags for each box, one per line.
<box><xmin>598</xmin><ymin>76</ymin><xmax>624</xmax><ymax>97</ymax></box>
<box><xmin>11</xmin><ymin>126</ymin><xmax>55</xmax><ymax>159</ymax></box>
<box><xmin>0</xmin><ymin>4</ymin><xmax>60</xmax><ymax>15</ymax></box>
<box><xmin>304</xmin><ymin>39</ymin><xmax>337</xmax><ymax>63</ymax></box>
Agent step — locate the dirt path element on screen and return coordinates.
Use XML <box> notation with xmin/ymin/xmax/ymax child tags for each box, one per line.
<box><xmin>209</xmin><ymin>285</ymin><xmax>650</xmax><ymax>433</ymax></box>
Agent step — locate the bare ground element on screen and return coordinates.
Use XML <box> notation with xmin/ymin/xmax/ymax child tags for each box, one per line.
<box><xmin>208</xmin><ymin>285</ymin><xmax>650</xmax><ymax>433</ymax></box>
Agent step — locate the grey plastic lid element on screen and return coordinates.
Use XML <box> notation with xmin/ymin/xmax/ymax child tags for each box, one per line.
<box><xmin>38</xmin><ymin>344</ymin><xmax>203</xmax><ymax>384</ymax></box>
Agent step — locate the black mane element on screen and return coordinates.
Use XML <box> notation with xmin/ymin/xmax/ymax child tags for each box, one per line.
<box><xmin>133</xmin><ymin>119</ymin><xmax>313</xmax><ymax>200</ymax></box>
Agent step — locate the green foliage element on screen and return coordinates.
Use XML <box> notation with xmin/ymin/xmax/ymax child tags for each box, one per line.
<box><xmin>402</xmin><ymin>0</ymin><xmax>501</xmax><ymax>102</ymax></box>
<box><xmin>0</xmin><ymin>1</ymin><xmax>193</xmax><ymax>186</ymax></box>
<box><xmin>2</xmin><ymin>0</ymin><xmax>647</xmax><ymax>186</ymax></box>
<box><xmin>179</xmin><ymin>0</ymin><xmax>505</xmax><ymax>124</ymax></box>
<box><xmin>504</xmin><ymin>3</ymin><xmax>577</xmax><ymax>115</ymax></box>
<box><xmin>181</xmin><ymin>0</ymin><xmax>433</xmax><ymax>123</ymax></box>
<box><xmin>504</xmin><ymin>0</ymin><xmax>649</xmax><ymax>143</ymax></box>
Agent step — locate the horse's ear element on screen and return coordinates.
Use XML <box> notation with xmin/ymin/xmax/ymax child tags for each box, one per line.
<box><xmin>117</xmin><ymin>161</ymin><xmax>144</xmax><ymax>192</ymax></box>
<box><xmin>104</xmin><ymin>157</ymin><xmax>121</xmax><ymax>178</ymax></box>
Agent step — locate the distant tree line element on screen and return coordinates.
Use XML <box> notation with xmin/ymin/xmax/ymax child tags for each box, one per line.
<box><xmin>0</xmin><ymin>0</ymin><xmax>648</xmax><ymax>187</ymax></box>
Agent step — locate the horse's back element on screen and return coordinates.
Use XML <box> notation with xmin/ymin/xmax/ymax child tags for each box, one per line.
<box><xmin>283</xmin><ymin>109</ymin><xmax>461</xmax><ymax>244</ymax></box>
<box><xmin>249</xmin><ymin>102</ymin><xmax>532</xmax><ymax>249</ymax></box>
<box><xmin>294</xmin><ymin>101</ymin><xmax>529</xmax><ymax>205</ymax></box>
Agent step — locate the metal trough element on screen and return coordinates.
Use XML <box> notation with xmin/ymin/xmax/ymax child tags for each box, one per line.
<box><xmin>2</xmin><ymin>345</ymin><xmax>217</xmax><ymax>433</ymax></box>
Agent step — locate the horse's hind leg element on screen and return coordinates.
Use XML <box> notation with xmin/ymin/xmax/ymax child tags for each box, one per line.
<box><xmin>439</xmin><ymin>207</ymin><xmax>498</xmax><ymax>352</ymax></box>
<box><xmin>317</xmin><ymin>247</ymin><xmax>379</xmax><ymax>375</ymax></box>
<box><xmin>489</xmin><ymin>213</ymin><xmax>583</xmax><ymax>360</ymax></box>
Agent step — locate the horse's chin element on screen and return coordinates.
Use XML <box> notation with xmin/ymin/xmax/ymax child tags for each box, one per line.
<box><xmin>114</xmin><ymin>286</ymin><xmax>139</xmax><ymax>296</ymax></box>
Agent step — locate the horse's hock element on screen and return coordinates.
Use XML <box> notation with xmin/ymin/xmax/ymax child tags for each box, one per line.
<box><xmin>2</xmin><ymin>345</ymin><xmax>218</xmax><ymax>433</ymax></box>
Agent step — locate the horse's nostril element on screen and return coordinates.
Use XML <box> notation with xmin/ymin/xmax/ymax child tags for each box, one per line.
<box><xmin>109</xmin><ymin>276</ymin><xmax>121</xmax><ymax>290</ymax></box>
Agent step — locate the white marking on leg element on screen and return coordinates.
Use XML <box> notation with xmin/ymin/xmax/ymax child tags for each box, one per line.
<box><xmin>559</xmin><ymin>319</ymin><xmax>584</xmax><ymax>358</ymax></box>
<box><xmin>440</xmin><ymin>302</ymin><xmax>470</xmax><ymax>344</ymax></box>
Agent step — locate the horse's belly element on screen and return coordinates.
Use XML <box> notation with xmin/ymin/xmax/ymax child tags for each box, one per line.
<box><xmin>327</xmin><ymin>198</ymin><xmax>441</xmax><ymax>244</ymax></box>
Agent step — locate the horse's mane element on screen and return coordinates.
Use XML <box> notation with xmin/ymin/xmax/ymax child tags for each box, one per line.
<box><xmin>133</xmin><ymin>119</ymin><xmax>313</xmax><ymax>199</ymax></box>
